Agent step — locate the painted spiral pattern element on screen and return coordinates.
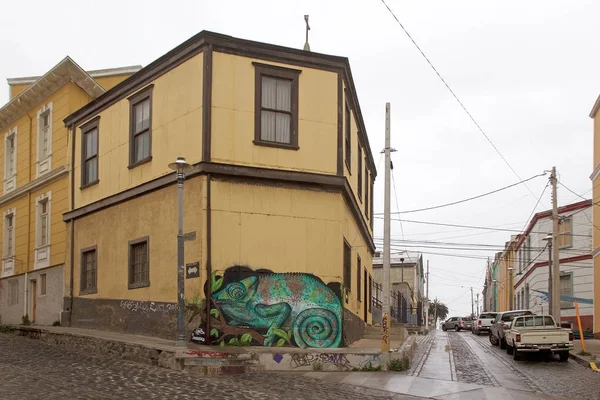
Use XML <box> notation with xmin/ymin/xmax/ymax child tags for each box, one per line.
<box><xmin>292</xmin><ymin>308</ymin><xmax>341</xmax><ymax>348</ymax></box>
<box><xmin>226</xmin><ymin>282</ymin><xmax>246</xmax><ymax>300</ymax></box>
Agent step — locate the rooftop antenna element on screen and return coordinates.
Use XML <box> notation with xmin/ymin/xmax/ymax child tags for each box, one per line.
<box><xmin>303</xmin><ymin>15</ymin><xmax>311</xmax><ymax>51</ymax></box>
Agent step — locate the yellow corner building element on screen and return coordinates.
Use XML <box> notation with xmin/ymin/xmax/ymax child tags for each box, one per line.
<box><xmin>61</xmin><ymin>31</ymin><xmax>376</xmax><ymax>348</ymax></box>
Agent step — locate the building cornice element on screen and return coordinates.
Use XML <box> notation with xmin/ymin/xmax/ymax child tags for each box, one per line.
<box><xmin>589</xmin><ymin>94</ymin><xmax>600</xmax><ymax>118</ymax></box>
<box><xmin>590</xmin><ymin>163</ymin><xmax>600</xmax><ymax>182</ymax></box>
<box><xmin>514</xmin><ymin>254</ymin><xmax>592</xmax><ymax>288</ymax></box>
<box><xmin>0</xmin><ymin>165</ymin><xmax>68</xmax><ymax>207</ymax></box>
<box><xmin>61</xmin><ymin>31</ymin><xmax>376</xmax><ymax>176</ymax></box>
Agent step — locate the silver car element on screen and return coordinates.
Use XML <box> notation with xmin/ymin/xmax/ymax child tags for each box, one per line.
<box><xmin>442</xmin><ymin>316</ymin><xmax>468</xmax><ymax>331</ymax></box>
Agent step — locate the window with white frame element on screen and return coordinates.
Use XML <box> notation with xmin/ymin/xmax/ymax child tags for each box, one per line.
<box><xmin>2</xmin><ymin>208</ymin><xmax>16</xmax><ymax>277</ymax></box>
<box><xmin>560</xmin><ymin>273</ymin><xmax>573</xmax><ymax>309</ymax></box>
<box><xmin>36</xmin><ymin>103</ymin><xmax>53</xmax><ymax>177</ymax></box>
<box><xmin>4</xmin><ymin>127</ymin><xmax>17</xmax><ymax>193</ymax></box>
<box><xmin>558</xmin><ymin>217</ymin><xmax>573</xmax><ymax>248</ymax></box>
<box><xmin>34</xmin><ymin>193</ymin><xmax>51</xmax><ymax>269</ymax></box>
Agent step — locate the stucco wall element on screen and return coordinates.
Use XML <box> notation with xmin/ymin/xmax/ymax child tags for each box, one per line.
<box><xmin>0</xmin><ymin>274</ymin><xmax>25</xmax><ymax>324</ymax></box>
<box><xmin>27</xmin><ymin>265</ymin><xmax>64</xmax><ymax>325</ymax></box>
<box><xmin>74</xmin><ymin>53</ymin><xmax>205</xmax><ymax>209</ymax></box>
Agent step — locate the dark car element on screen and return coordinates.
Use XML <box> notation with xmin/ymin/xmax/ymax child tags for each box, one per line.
<box><xmin>489</xmin><ymin>309</ymin><xmax>534</xmax><ymax>349</ymax></box>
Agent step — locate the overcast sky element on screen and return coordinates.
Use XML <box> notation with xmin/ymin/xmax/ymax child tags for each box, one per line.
<box><xmin>1</xmin><ymin>0</ymin><xmax>598</xmax><ymax>318</ymax></box>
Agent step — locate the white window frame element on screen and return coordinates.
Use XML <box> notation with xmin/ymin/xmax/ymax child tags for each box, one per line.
<box><xmin>36</xmin><ymin>102</ymin><xmax>53</xmax><ymax>177</ymax></box>
<box><xmin>4</xmin><ymin>127</ymin><xmax>17</xmax><ymax>194</ymax></box>
<box><xmin>34</xmin><ymin>192</ymin><xmax>51</xmax><ymax>269</ymax></box>
<box><xmin>2</xmin><ymin>208</ymin><xmax>16</xmax><ymax>277</ymax></box>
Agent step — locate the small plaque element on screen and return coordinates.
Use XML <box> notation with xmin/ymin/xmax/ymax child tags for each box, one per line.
<box><xmin>186</xmin><ymin>262</ymin><xmax>200</xmax><ymax>279</ymax></box>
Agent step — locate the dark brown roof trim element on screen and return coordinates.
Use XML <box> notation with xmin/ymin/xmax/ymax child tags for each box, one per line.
<box><xmin>61</xmin><ymin>30</ymin><xmax>376</xmax><ymax>175</ymax></box>
<box><xmin>63</xmin><ymin>162</ymin><xmax>375</xmax><ymax>253</ymax></box>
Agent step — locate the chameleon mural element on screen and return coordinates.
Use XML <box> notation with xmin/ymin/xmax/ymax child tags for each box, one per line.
<box><xmin>210</xmin><ymin>268</ymin><xmax>342</xmax><ymax>348</ymax></box>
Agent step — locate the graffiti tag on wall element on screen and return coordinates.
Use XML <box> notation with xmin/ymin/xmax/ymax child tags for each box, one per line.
<box><xmin>290</xmin><ymin>353</ymin><xmax>351</xmax><ymax>370</ymax></box>
<box><xmin>193</xmin><ymin>266</ymin><xmax>343</xmax><ymax>349</ymax></box>
<box><xmin>119</xmin><ymin>300</ymin><xmax>176</xmax><ymax>317</ymax></box>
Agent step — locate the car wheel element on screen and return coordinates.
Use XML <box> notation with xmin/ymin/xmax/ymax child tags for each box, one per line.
<box><xmin>559</xmin><ymin>352</ymin><xmax>569</xmax><ymax>363</ymax></box>
<box><xmin>500</xmin><ymin>337</ymin><xmax>507</xmax><ymax>349</ymax></box>
<box><xmin>455</xmin><ymin>325</ymin><xmax>460</xmax><ymax>332</ymax></box>
<box><xmin>506</xmin><ymin>342</ymin><xmax>513</xmax><ymax>355</ymax></box>
<box><xmin>489</xmin><ymin>334</ymin><xmax>498</xmax><ymax>346</ymax></box>
<box><xmin>442</xmin><ymin>325</ymin><xmax>447</xmax><ymax>331</ymax></box>
<box><xmin>513</xmin><ymin>348</ymin><xmax>521</xmax><ymax>361</ymax></box>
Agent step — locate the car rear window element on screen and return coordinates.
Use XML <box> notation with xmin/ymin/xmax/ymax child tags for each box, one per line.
<box><xmin>514</xmin><ymin>316</ymin><xmax>555</xmax><ymax>327</ymax></box>
<box><xmin>502</xmin><ymin>311</ymin><xmax>533</xmax><ymax>322</ymax></box>
<box><xmin>479</xmin><ymin>313</ymin><xmax>497</xmax><ymax>319</ymax></box>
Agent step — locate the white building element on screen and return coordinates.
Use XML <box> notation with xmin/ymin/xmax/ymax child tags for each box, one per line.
<box><xmin>513</xmin><ymin>200</ymin><xmax>593</xmax><ymax>331</ymax></box>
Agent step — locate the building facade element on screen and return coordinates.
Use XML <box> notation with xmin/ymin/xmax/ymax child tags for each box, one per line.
<box><xmin>590</xmin><ymin>96</ymin><xmax>600</xmax><ymax>338</ymax></box>
<box><xmin>61</xmin><ymin>31</ymin><xmax>376</xmax><ymax>348</ymax></box>
<box><xmin>0</xmin><ymin>58</ymin><xmax>139</xmax><ymax>325</ymax></box>
<box><xmin>512</xmin><ymin>200</ymin><xmax>593</xmax><ymax>330</ymax></box>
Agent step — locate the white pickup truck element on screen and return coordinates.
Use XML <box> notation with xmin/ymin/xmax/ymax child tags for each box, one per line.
<box><xmin>504</xmin><ymin>315</ymin><xmax>573</xmax><ymax>362</ymax></box>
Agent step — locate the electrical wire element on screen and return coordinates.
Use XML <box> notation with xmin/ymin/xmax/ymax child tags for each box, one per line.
<box><xmin>374</xmin><ymin>216</ymin><xmax>592</xmax><ymax>238</ymax></box>
<box><xmin>374</xmin><ymin>172</ymin><xmax>546</xmax><ymax>215</ymax></box>
<box><xmin>556</xmin><ymin>181</ymin><xmax>599</xmax><ymax>231</ymax></box>
<box><xmin>378</xmin><ymin>0</ymin><xmax>541</xmax><ymax>204</ymax></box>
<box><xmin>517</xmin><ymin>182</ymin><xmax>549</xmax><ymax>236</ymax></box>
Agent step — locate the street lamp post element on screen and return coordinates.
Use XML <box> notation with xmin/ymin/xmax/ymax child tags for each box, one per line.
<box><xmin>168</xmin><ymin>157</ymin><xmax>192</xmax><ymax>348</ymax></box>
<box><xmin>508</xmin><ymin>267</ymin><xmax>514</xmax><ymax>310</ymax></box>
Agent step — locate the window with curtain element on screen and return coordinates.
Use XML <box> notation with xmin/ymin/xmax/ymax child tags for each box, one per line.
<box><xmin>560</xmin><ymin>273</ymin><xmax>573</xmax><ymax>309</ymax></box>
<box><xmin>253</xmin><ymin>63</ymin><xmax>300</xmax><ymax>149</ymax></box>
<box><xmin>558</xmin><ymin>217</ymin><xmax>573</xmax><ymax>248</ymax></box>
<box><xmin>128</xmin><ymin>86</ymin><xmax>153</xmax><ymax>167</ymax></box>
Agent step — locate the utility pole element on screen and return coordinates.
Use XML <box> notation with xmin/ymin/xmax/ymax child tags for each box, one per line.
<box><xmin>550</xmin><ymin>167</ymin><xmax>561</xmax><ymax>321</ymax></box>
<box><xmin>426</xmin><ymin>260</ymin><xmax>429</xmax><ymax>328</ymax></box>
<box><xmin>470</xmin><ymin>287</ymin><xmax>474</xmax><ymax>317</ymax></box>
<box><xmin>476</xmin><ymin>293</ymin><xmax>479</xmax><ymax>317</ymax></box>
<box><xmin>381</xmin><ymin>102</ymin><xmax>393</xmax><ymax>367</ymax></box>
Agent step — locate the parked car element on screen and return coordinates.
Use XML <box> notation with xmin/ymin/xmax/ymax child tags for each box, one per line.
<box><xmin>504</xmin><ymin>315</ymin><xmax>573</xmax><ymax>362</ymax></box>
<box><xmin>489</xmin><ymin>309</ymin><xmax>534</xmax><ymax>349</ymax></box>
<box><xmin>473</xmin><ymin>312</ymin><xmax>497</xmax><ymax>335</ymax></box>
<box><xmin>442</xmin><ymin>316</ymin><xmax>469</xmax><ymax>331</ymax></box>
<box><xmin>462</xmin><ymin>316</ymin><xmax>473</xmax><ymax>330</ymax></box>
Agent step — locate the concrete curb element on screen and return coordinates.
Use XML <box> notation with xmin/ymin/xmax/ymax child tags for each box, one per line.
<box><xmin>569</xmin><ymin>351</ymin><xmax>599</xmax><ymax>371</ymax></box>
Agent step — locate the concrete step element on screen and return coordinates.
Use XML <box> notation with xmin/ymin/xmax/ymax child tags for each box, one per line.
<box><xmin>185</xmin><ymin>364</ymin><xmax>266</xmax><ymax>375</ymax></box>
<box><xmin>184</xmin><ymin>357</ymin><xmax>259</xmax><ymax>367</ymax></box>
<box><xmin>363</xmin><ymin>334</ymin><xmax>405</xmax><ymax>340</ymax></box>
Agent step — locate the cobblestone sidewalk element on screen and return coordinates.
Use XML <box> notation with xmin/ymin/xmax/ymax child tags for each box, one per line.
<box><xmin>0</xmin><ymin>334</ymin><xmax>417</xmax><ymax>400</ymax></box>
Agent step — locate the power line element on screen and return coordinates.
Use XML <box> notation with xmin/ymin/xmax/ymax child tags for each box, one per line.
<box><xmin>374</xmin><ymin>216</ymin><xmax>592</xmax><ymax>238</ymax></box>
<box><xmin>374</xmin><ymin>172</ymin><xmax>546</xmax><ymax>215</ymax></box>
<box><xmin>378</xmin><ymin>0</ymin><xmax>540</xmax><ymax>203</ymax></box>
<box><xmin>518</xmin><ymin>181</ymin><xmax>549</xmax><ymax>236</ymax></box>
<box><xmin>556</xmin><ymin>181</ymin><xmax>598</xmax><ymax>231</ymax></box>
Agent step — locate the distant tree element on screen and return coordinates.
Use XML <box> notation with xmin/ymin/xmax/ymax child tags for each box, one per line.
<box><xmin>429</xmin><ymin>298</ymin><xmax>449</xmax><ymax>322</ymax></box>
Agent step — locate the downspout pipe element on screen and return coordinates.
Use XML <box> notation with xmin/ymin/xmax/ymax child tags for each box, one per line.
<box><xmin>17</xmin><ymin>99</ymin><xmax>33</xmax><ymax>321</ymax></box>
<box><xmin>68</xmin><ymin>124</ymin><xmax>76</xmax><ymax>326</ymax></box>
<box><xmin>205</xmin><ymin>174</ymin><xmax>212</xmax><ymax>345</ymax></box>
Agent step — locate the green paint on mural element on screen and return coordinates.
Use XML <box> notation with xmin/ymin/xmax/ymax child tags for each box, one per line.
<box><xmin>212</xmin><ymin>272</ymin><xmax>342</xmax><ymax>348</ymax></box>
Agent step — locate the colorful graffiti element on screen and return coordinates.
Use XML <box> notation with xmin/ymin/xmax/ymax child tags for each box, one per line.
<box><xmin>191</xmin><ymin>266</ymin><xmax>343</xmax><ymax>349</ymax></box>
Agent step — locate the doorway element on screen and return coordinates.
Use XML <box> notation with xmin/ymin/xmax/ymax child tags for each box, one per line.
<box><xmin>29</xmin><ymin>280</ymin><xmax>37</xmax><ymax>323</ymax></box>
<box><xmin>363</xmin><ymin>269</ymin><xmax>368</xmax><ymax>321</ymax></box>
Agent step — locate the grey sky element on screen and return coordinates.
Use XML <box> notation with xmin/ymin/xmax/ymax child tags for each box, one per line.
<box><xmin>1</xmin><ymin>0</ymin><xmax>597</xmax><ymax>317</ymax></box>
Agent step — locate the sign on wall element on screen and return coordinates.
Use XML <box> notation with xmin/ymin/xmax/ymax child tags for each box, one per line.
<box><xmin>186</xmin><ymin>262</ymin><xmax>200</xmax><ymax>279</ymax></box>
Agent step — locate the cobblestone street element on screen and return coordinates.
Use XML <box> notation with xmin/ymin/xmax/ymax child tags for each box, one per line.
<box><xmin>450</xmin><ymin>330</ymin><xmax>600</xmax><ymax>399</ymax></box>
<box><xmin>0</xmin><ymin>334</ymin><xmax>418</xmax><ymax>400</ymax></box>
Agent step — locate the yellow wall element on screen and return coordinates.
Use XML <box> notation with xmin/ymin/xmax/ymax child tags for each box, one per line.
<box><xmin>210</xmin><ymin>178</ymin><xmax>370</xmax><ymax>321</ymax></box>
<box><xmin>594</xmin><ymin>115</ymin><xmax>600</xmax><ymax>336</ymax></box>
<box><xmin>74</xmin><ymin>53</ymin><xmax>204</xmax><ymax>209</ymax></box>
<box><xmin>210</xmin><ymin>52</ymin><xmax>338</xmax><ymax>175</ymax></box>
<box><xmin>0</xmin><ymin>83</ymin><xmax>92</xmax><ymax>275</ymax></box>
<box><xmin>73</xmin><ymin>176</ymin><xmax>205</xmax><ymax>301</ymax></box>
<box><xmin>342</xmin><ymin>82</ymin><xmax>372</xmax><ymax>235</ymax></box>
<box><xmin>10</xmin><ymin>83</ymin><xmax>29</xmax><ymax>99</ymax></box>
<box><xmin>95</xmin><ymin>74</ymin><xmax>133</xmax><ymax>91</ymax></box>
